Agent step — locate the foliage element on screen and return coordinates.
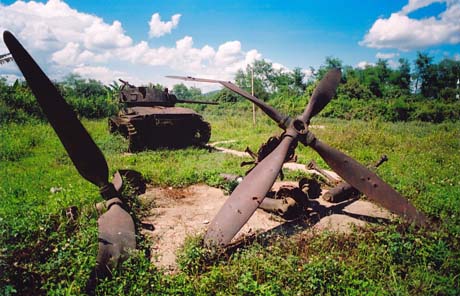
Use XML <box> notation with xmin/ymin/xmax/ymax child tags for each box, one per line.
<box><xmin>1</xmin><ymin>115</ymin><xmax>459</xmax><ymax>294</ymax></box>
<box><xmin>321</xmin><ymin>96</ymin><xmax>460</xmax><ymax>123</ymax></box>
<box><xmin>211</xmin><ymin>88</ymin><xmax>242</xmax><ymax>103</ymax></box>
<box><xmin>235</xmin><ymin>59</ymin><xmax>307</xmax><ymax>100</ymax></box>
<box><xmin>172</xmin><ymin>83</ymin><xmax>203</xmax><ymax>101</ymax></box>
<box><xmin>0</xmin><ymin>75</ymin><xmax>118</xmax><ymax>123</ymax></box>
<box><xmin>59</xmin><ymin>74</ymin><xmax>107</xmax><ymax>98</ymax></box>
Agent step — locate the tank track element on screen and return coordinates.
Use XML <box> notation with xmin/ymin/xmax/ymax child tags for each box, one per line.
<box><xmin>109</xmin><ymin>115</ymin><xmax>211</xmax><ymax>150</ymax></box>
<box><xmin>126</xmin><ymin>121</ymin><xmax>144</xmax><ymax>152</ymax></box>
<box><xmin>191</xmin><ymin>120</ymin><xmax>211</xmax><ymax>146</ymax></box>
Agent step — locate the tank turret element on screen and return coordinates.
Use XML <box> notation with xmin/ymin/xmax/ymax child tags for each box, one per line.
<box><xmin>119</xmin><ymin>79</ymin><xmax>217</xmax><ymax>108</ymax></box>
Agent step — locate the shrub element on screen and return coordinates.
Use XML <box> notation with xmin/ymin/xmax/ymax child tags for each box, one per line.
<box><xmin>0</xmin><ymin>81</ymin><xmax>118</xmax><ymax>122</ymax></box>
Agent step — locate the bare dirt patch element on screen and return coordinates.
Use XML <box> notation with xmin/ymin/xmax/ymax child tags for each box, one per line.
<box><xmin>140</xmin><ymin>181</ymin><xmax>392</xmax><ymax>272</ymax></box>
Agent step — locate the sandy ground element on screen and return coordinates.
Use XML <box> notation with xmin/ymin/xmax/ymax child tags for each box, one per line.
<box><xmin>140</xmin><ymin>181</ymin><xmax>392</xmax><ymax>272</ymax></box>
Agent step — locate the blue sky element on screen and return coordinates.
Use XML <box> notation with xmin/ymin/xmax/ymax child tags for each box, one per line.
<box><xmin>0</xmin><ymin>0</ymin><xmax>459</xmax><ymax>90</ymax></box>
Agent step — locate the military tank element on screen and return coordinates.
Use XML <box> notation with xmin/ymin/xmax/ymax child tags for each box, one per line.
<box><xmin>109</xmin><ymin>79</ymin><xmax>216</xmax><ymax>151</ymax></box>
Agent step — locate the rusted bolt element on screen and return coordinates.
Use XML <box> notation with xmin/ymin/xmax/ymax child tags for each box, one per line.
<box><xmin>306</xmin><ymin>160</ymin><xmax>338</xmax><ymax>183</ymax></box>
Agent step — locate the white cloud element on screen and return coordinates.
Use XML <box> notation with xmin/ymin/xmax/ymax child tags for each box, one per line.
<box><xmin>360</xmin><ymin>0</ymin><xmax>460</xmax><ymax>50</ymax></box>
<box><xmin>72</xmin><ymin>65</ymin><xmax>128</xmax><ymax>84</ymax></box>
<box><xmin>387</xmin><ymin>59</ymin><xmax>400</xmax><ymax>69</ymax></box>
<box><xmin>84</xmin><ymin>20</ymin><xmax>132</xmax><ymax>49</ymax></box>
<box><xmin>401</xmin><ymin>0</ymin><xmax>446</xmax><ymax>14</ymax></box>
<box><xmin>148</xmin><ymin>13</ymin><xmax>181</xmax><ymax>38</ymax></box>
<box><xmin>0</xmin><ymin>0</ymin><xmax>264</xmax><ymax>86</ymax></box>
<box><xmin>272</xmin><ymin>62</ymin><xmax>288</xmax><ymax>72</ymax></box>
<box><xmin>455</xmin><ymin>53</ymin><xmax>460</xmax><ymax>60</ymax></box>
<box><xmin>0</xmin><ymin>0</ymin><xmax>132</xmax><ymax>52</ymax></box>
<box><xmin>376</xmin><ymin>52</ymin><xmax>400</xmax><ymax>59</ymax></box>
<box><xmin>302</xmin><ymin>68</ymin><xmax>315</xmax><ymax>82</ymax></box>
<box><xmin>1</xmin><ymin>73</ymin><xmax>22</xmax><ymax>84</ymax></box>
<box><xmin>356</xmin><ymin>61</ymin><xmax>374</xmax><ymax>69</ymax></box>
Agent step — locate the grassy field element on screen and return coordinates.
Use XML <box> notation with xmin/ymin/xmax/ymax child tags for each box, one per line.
<box><xmin>1</xmin><ymin>111</ymin><xmax>459</xmax><ymax>295</ymax></box>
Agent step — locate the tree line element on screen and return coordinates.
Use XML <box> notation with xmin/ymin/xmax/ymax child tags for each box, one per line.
<box><xmin>0</xmin><ymin>51</ymin><xmax>459</xmax><ymax>123</ymax></box>
<box><xmin>228</xmin><ymin>52</ymin><xmax>459</xmax><ymax>102</ymax></box>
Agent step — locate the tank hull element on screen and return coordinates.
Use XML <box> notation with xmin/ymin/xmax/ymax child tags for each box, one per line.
<box><xmin>109</xmin><ymin>106</ymin><xmax>211</xmax><ymax>151</ymax></box>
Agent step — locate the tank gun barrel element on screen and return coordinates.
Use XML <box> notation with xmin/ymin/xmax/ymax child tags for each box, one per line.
<box><xmin>118</xmin><ymin>78</ymin><xmax>135</xmax><ymax>88</ymax></box>
<box><xmin>175</xmin><ymin>99</ymin><xmax>218</xmax><ymax>105</ymax></box>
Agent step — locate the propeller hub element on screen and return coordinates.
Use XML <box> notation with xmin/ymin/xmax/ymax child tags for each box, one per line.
<box><xmin>292</xmin><ymin>118</ymin><xmax>308</xmax><ymax>135</ymax></box>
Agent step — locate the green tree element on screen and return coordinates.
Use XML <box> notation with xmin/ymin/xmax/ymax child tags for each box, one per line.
<box><xmin>212</xmin><ymin>88</ymin><xmax>241</xmax><ymax>102</ymax></box>
<box><xmin>172</xmin><ymin>83</ymin><xmax>190</xmax><ymax>99</ymax></box>
<box><xmin>234</xmin><ymin>60</ymin><xmax>272</xmax><ymax>101</ymax></box>
<box><xmin>436</xmin><ymin>58</ymin><xmax>460</xmax><ymax>101</ymax></box>
<box><xmin>389</xmin><ymin>58</ymin><xmax>411</xmax><ymax>94</ymax></box>
<box><xmin>375</xmin><ymin>59</ymin><xmax>390</xmax><ymax>84</ymax></box>
<box><xmin>172</xmin><ymin>83</ymin><xmax>203</xmax><ymax>100</ymax></box>
<box><xmin>362</xmin><ymin>66</ymin><xmax>383</xmax><ymax>97</ymax></box>
<box><xmin>317</xmin><ymin>56</ymin><xmax>343</xmax><ymax>80</ymax></box>
<box><xmin>413</xmin><ymin>52</ymin><xmax>439</xmax><ymax>98</ymax></box>
<box><xmin>60</xmin><ymin>74</ymin><xmax>106</xmax><ymax>98</ymax></box>
<box><xmin>338</xmin><ymin>76</ymin><xmax>374</xmax><ymax>100</ymax></box>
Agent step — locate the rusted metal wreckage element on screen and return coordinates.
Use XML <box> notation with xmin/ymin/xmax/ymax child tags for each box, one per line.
<box><xmin>4</xmin><ymin>28</ymin><xmax>429</xmax><ymax>280</ymax></box>
<box><xmin>167</xmin><ymin>72</ymin><xmax>428</xmax><ymax>247</ymax></box>
<box><xmin>110</xmin><ymin>79</ymin><xmax>217</xmax><ymax>151</ymax></box>
<box><xmin>321</xmin><ymin>155</ymin><xmax>389</xmax><ymax>203</ymax></box>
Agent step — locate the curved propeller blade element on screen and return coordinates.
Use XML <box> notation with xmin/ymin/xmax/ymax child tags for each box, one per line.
<box><xmin>166</xmin><ymin>75</ymin><xmax>288</xmax><ymax>128</ymax></box>
<box><xmin>205</xmin><ymin>135</ymin><xmax>296</xmax><ymax>246</ymax></box>
<box><xmin>96</xmin><ymin>199</ymin><xmax>136</xmax><ymax>275</ymax></box>
<box><xmin>300</xmin><ymin>68</ymin><xmax>341</xmax><ymax>124</ymax></box>
<box><xmin>4</xmin><ymin>31</ymin><xmax>137</xmax><ymax>277</ymax></box>
<box><xmin>166</xmin><ymin>75</ymin><xmax>222</xmax><ymax>84</ymax></box>
<box><xmin>3</xmin><ymin>31</ymin><xmax>109</xmax><ymax>188</ymax></box>
<box><xmin>309</xmin><ymin>136</ymin><xmax>427</xmax><ymax>226</ymax></box>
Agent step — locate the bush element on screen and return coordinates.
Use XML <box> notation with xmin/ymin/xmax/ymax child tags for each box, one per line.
<box><xmin>320</xmin><ymin>96</ymin><xmax>460</xmax><ymax>123</ymax></box>
<box><xmin>0</xmin><ymin>81</ymin><xmax>118</xmax><ymax>122</ymax></box>
<box><xmin>410</xmin><ymin>100</ymin><xmax>460</xmax><ymax>123</ymax></box>
<box><xmin>66</xmin><ymin>95</ymin><xmax>118</xmax><ymax>119</ymax></box>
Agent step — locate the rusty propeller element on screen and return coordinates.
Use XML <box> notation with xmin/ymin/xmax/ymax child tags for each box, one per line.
<box><xmin>3</xmin><ymin>31</ymin><xmax>135</xmax><ymax>275</ymax></box>
<box><xmin>168</xmin><ymin>69</ymin><xmax>427</xmax><ymax>247</ymax></box>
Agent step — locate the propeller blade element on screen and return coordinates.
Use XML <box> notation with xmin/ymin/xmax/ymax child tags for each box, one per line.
<box><xmin>166</xmin><ymin>75</ymin><xmax>288</xmax><ymax>128</ymax></box>
<box><xmin>204</xmin><ymin>135</ymin><xmax>296</xmax><ymax>246</ymax></box>
<box><xmin>166</xmin><ymin>75</ymin><xmax>223</xmax><ymax>84</ymax></box>
<box><xmin>219</xmin><ymin>81</ymin><xmax>288</xmax><ymax>127</ymax></box>
<box><xmin>300</xmin><ymin>68</ymin><xmax>341</xmax><ymax>124</ymax></box>
<box><xmin>96</xmin><ymin>199</ymin><xmax>136</xmax><ymax>275</ymax></box>
<box><xmin>309</xmin><ymin>135</ymin><xmax>427</xmax><ymax>226</ymax></box>
<box><xmin>3</xmin><ymin>31</ymin><xmax>109</xmax><ymax>188</ymax></box>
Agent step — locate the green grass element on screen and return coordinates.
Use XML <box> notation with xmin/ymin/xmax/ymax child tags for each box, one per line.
<box><xmin>1</xmin><ymin>112</ymin><xmax>459</xmax><ymax>295</ymax></box>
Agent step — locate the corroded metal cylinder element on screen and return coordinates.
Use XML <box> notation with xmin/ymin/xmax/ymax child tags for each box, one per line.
<box><xmin>323</xmin><ymin>181</ymin><xmax>360</xmax><ymax>203</ymax></box>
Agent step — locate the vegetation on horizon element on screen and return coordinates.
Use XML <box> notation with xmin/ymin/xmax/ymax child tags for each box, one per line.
<box><xmin>1</xmin><ymin>51</ymin><xmax>459</xmax><ymax>124</ymax></box>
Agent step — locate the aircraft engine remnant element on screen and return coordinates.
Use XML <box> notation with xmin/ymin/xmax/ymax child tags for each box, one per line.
<box><xmin>259</xmin><ymin>178</ymin><xmax>321</xmax><ymax>220</ymax></box>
